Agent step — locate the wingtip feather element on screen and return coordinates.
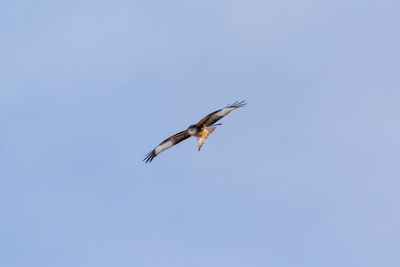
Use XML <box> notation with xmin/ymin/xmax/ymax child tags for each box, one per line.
<box><xmin>143</xmin><ymin>150</ymin><xmax>156</xmax><ymax>163</ymax></box>
<box><xmin>226</xmin><ymin>100</ymin><xmax>247</xmax><ymax>108</ymax></box>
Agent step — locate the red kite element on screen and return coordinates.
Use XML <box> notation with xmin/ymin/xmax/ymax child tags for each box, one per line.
<box><xmin>144</xmin><ymin>101</ymin><xmax>246</xmax><ymax>163</ymax></box>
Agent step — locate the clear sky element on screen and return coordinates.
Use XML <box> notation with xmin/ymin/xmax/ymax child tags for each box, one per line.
<box><xmin>1</xmin><ymin>1</ymin><xmax>400</xmax><ymax>266</ymax></box>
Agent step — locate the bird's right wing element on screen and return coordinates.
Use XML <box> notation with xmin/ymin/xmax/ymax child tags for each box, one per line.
<box><xmin>143</xmin><ymin>130</ymin><xmax>191</xmax><ymax>163</ymax></box>
<box><xmin>196</xmin><ymin>101</ymin><xmax>247</xmax><ymax>127</ymax></box>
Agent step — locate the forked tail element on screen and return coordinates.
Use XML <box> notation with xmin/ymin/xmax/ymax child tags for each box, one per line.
<box><xmin>197</xmin><ymin>126</ymin><xmax>216</xmax><ymax>151</ymax></box>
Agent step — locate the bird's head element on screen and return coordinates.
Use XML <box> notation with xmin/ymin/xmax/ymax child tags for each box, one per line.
<box><xmin>187</xmin><ymin>125</ymin><xmax>197</xmax><ymax>136</ymax></box>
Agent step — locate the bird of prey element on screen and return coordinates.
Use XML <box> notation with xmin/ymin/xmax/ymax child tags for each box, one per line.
<box><xmin>143</xmin><ymin>101</ymin><xmax>246</xmax><ymax>163</ymax></box>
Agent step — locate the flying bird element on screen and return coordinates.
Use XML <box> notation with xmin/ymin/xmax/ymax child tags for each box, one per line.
<box><xmin>143</xmin><ymin>101</ymin><xmax>246</xmax><ymax>163</ymax></box>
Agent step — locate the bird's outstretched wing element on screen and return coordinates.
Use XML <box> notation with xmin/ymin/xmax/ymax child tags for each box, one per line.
<box><xmin>143</xmin><ymin>130</ymin><xmax>191</xmax><ymax>163</ymax></box>
<box><xmin>196</xmin><ymin>101</ymin><xmax>247</xmax><ymax>127</ymax></box>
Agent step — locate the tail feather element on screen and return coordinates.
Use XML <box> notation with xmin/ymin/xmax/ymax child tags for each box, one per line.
<box><xmin>206</xmin><ymin>126</ymin><xmax>216</xmax><ymax>135</ymax></box>
<box><xmin>197</xmin><ymin>126</ymin><xmax>216</xmax><ymax>151</ymax></box>
<box><xmin>198</xmin><ymin>137</ymin><xmax>206</xmax><ymax>151</ymax></box>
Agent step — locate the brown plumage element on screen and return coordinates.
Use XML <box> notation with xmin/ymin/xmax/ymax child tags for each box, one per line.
<box><xmin>143</xmin><ymin>101</ymin><xmax>246</xmax><ymax>163</ymax></box>
<box><xmin>143</xmin><ymin>130</ymin><xmax>190</xmax><ymax>163</ymax></box>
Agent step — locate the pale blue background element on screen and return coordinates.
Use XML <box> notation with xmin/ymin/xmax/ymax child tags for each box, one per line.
<box><xmin>1</xmin><ymin>1</ymin><xmax>399</xmax><ymax>266</ymax></box>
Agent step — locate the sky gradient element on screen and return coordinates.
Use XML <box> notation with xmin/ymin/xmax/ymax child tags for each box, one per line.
<box><xmin>1</xmin><ymin>1</ymin><xmax>400</xmax><ymax>266</ymax></box>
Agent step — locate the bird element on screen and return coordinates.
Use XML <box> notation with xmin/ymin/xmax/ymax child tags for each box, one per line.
<box><xmin>143</xmin><ymin>101</ymin><xmax>246</xmax><ymax>163</ymax></box>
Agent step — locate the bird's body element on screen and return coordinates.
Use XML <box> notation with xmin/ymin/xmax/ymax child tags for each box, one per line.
<box><xmin>144</xmin><ymin>101</ymin><xmax>246</xmax><ymax>163</ymax></box>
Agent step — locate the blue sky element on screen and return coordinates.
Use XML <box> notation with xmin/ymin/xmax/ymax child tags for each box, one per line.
<box><xmin>1</xmin><ymin>1</ymin><xmax>400</xmax><ymax>266</ymax></box>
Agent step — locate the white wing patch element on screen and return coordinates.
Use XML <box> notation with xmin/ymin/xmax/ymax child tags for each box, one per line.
<box><xmin>154</xmin><ymin>140</ymin><xmax>174</xmax><ymax>155</ymax></box>
<box><xmin>214</xmin><ymin>107</ymin><xmax>235</xmax><ymax>118</ymax></box>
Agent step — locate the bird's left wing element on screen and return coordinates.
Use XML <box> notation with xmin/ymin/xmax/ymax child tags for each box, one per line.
<box><xmin>196</xmin><ymin>101</ymin><xmax>247</xmax><ymax>127</ymax></box>
<box><xmin>143</xmin><ymin>130</ymin><xmax>191</xmax><ymax>163</ymax></box>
